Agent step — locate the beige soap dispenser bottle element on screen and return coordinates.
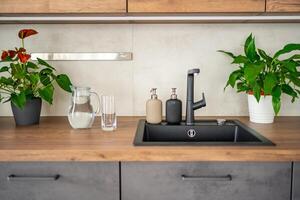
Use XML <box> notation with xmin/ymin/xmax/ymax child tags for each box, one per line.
<box><xmin>146</xmin><ymin>88</ymin><xmax>162</xmax><ymax>124</ymax></box>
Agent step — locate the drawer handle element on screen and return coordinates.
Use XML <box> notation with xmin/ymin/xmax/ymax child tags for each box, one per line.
<box><xmin>181</xmin><ymin>174</ymin><xmax>232</xmax><ymax>181</ymax></box>
<box><xmin>7</xmin><ymin>174</ymin><xmax>60</xmax><ymax>181</ymax></box>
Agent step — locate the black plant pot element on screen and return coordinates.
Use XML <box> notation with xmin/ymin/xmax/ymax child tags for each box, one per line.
<box><xmin>11</xmin><ymin>98</ymin><xmax>42</xmax><ymax>126</ymax></box>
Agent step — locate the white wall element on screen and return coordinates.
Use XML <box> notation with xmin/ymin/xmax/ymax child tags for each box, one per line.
<box><xmin>0</xmin><ymin>24</ymin><xmax>299</xmax><ymax>116</ymax></box>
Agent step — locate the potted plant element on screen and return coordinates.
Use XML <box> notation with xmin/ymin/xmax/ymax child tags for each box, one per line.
<box><xmin>219</xmin><ymin>34</ymin><xmax>300</xmax><ymax>123</ymax></box>
<box><xmin>0</xmin><ymin>29</ymin><xmax>72</xmax><ymax>125</ymax></box>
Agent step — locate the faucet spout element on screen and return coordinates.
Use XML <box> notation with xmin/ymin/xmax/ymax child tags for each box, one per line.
<box><xmin>193</xmin><ymin>93</ymin><xmax>206</xmax><ymax>110</ymax></box>
<box><xmin>186</xmin><ymin>68</ymin><xmax>206</xmax><ymax>125</ymax></box>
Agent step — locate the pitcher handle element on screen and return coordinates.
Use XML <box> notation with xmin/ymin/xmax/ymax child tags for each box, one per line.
<box><xmin>91</xmin><ymin>91</ymin><xmax>101</xmax><ymax>114</ymax></box>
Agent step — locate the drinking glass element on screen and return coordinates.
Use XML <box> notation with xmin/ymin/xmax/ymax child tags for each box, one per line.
<box><xmin>101</xmin><ymin>95</ymin><xmax>117</xmax><ymax>131</ymax></box>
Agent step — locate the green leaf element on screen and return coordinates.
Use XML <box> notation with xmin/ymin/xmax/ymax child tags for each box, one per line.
<box><xmin>287</xmin><ymin>74</ymin><xmax>300</xmax><ymax>87</ymax></box>
<box><xmin>56</xmin><ymin>74</ymin><xmax>72</xmax><ymax>93</ymax></box>
<box><xmin>282</xmin><ymin>61</ymin><xmax>297</xmax><ymax>72</ymax></box>
<box><xmin>253</xmin><ymin>82</ymin><xmax>261</xmax><ymax>102</ymax></box>
<box><xmin>24</xmin><ymin>88</ymin><xmax>34</xmax><ymax>99</ymax></box>
<box><xmin>232</xmin><ymin>55</ymin><xmax>249</xmax><ymax>64</ymax></box>
<box><xmin>244</xmin><ymin>33</ymin><xmax>253</xmax><ymax>55</ymax></box>
<box><xmin>39</xmin><ymin>68</ymin><xmax>53</xmax><ymax>86</ymax></box>
<box><xmin>0</xmin><ymin>66</ymin><xmax>9</xmax><ymax>73</ymax></box>
<box><xmin>271</xmin><ymin>85</ymin><xmax>282</xmax><ymax>115</ymax></box>
<box><xmin>272</xmin><ymin>96</ymin><xmax>281</xmax><ymax>116</ymax></box>
<box><xmin>39</xmin><ymin>74</ymin><xmax>51</xmax><ymax>86</ymax></box>
<box><xmin>236</xmin><ymin>82</ymin><xmax>249</xmax><ymax>93</ymax></box>
<box><xmin>40</xmin><ymin>68</ymin><xmax>53</xmax><ymax>75</ymax></box>
<box><xmin>263</xmin><ymin>73</ymin><xmax>277</xmax><ymax>95</ymax></box>
<box><xmin>244</xmin><ymin>34</ymin><xmax>259</xmax><ymax>62</ymax></box>
<box><xmin>26</xmin><ymin>61</ymin><xmax>39</xmax><ymax>69</ymax></box>
<box><xmin>225</xmin><ymin>70</ymin><xmax>242</xmax><ymax>89</ymax></box>
<box><xmin>272</xmin><ymin>85</ymin><xmax>282</xmax><ymax>99</ymax></box>
<box><xmin>11</xmin><ymin>91</ymin><xmax>26</xmax><ymax>109</ymax></box>
<box><xmin>0</xmin><ymin>56</ymin><xmax>13</xmax><ymax>62</ymax></box>
<box><xmin>244</xmin><ymin>62</ymin><xmax>264</xmax><ymax>84</ymax></box>
<box><xmin>258</xmin><ymin>49</ymin><xmax>272</xmax><ymax>62</ymax></box>
<box><xmin>274</xmin><ymin>43</ymin><xmax>300</xmax><ymax>59</ymax></box>
<box><xmin>38</xmin><ymin>85</ymin><xmax>54</xmax><ymax>104</ymax></box>
<box><xmin>11</xmin><ymin>63</ymin><xmax>25</xmax><ymax>79</ymax></box>
<box><xmin>284</xmin><ymin>54</ymin><xmax>300</xmax><ymax>61</ymax></box>
<box><xmin>37</xmin><ymin>58</ymin><xmax>55</xmax><ymax>70</ymax></box>
<box><xmin>0</xmin><ymin>77</ymin><xmax>14</xmax><ymax>86</ymax></box>
<box><xmin>218</xmin><ymin>50</ymin><xmax>236</xmax><ymax>59</ymax></box>
<box><xmin>28</xmin><ymin>73</ymin><xmax>40</xmax><ymax>85</ymax></box>
<box><xmin>282</xmin><ymin>84</ymin><xmax>298</xmax><ymax>98</ymax></box>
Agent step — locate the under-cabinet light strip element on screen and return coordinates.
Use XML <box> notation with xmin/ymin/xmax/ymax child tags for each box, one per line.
<box><xmin>0</xmin><ymin>15</ymin><xmax>300</xmax><ymax>23</ymax></box>
<box><xmin>31</xmin><ymin>53</ymin><xmax>133</xmax><ymax>61</ymax></box>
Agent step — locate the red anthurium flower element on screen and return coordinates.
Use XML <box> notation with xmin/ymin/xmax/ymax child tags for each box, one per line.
<box><xmin>17</xmin><ymin>47</ymin><xmax>26</xmax><ymax>53</ymax></box>
<box><xmin>18</xmin><ymin>52</ymin><xmax>31</xmax><ymax>63</ymax></box>
<box><xmin>18</xmin><ymin>29</ymin><xmax>38</xmax><ymax>39</ymax></box>
<box><xmin>8</xmin><ymin>50</ymin><xmax>17</xmax><ymax>58</ymax></box>
<box><xmin>1</xmin><ymin>51</ymin><xmax>8</xmax><ymax>60</ymax></box>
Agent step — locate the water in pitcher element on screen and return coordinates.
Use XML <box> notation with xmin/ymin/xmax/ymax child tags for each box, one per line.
<box><xmin>68</xmin><ymin>112</ymin><xmax>95</xmax><ymax>129</ymax></box>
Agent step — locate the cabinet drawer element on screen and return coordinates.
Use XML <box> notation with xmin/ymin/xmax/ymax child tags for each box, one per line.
<box><xmin>128</xmin><ymin>0</ymin><xmax>265</xmax><ymax>13</ymax></box>
<box><xmin>122</xmin><ymin>162</ymin><xmax>291</xmax><ymax>200</ymax></box>
<box><xmin>266</xmin><ymin>0</ymin><xmax>300</xmax><ymax>12</ymax></box>
<box><xmin>0</xmin><ymin>162</ymin><xmax>119</xmax><ymax>200</ymax></box>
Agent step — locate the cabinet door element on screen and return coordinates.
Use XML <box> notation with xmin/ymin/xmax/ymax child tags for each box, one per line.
<box><xmin>122</xmin><ymin>162</ymin><xmax>291</xmax><ymax>200</ymax></box>
<box><xmin>266</xmin><ymin>0</ymin><xmax>300</xmax><ymax>12</ymax></box>
<box><xmin>0</xmin><ymin>162</ymin><xmax>119</xmax><ymax>200</ymax></box>
<box><xmin>128</xmin><ymin>0</ymin><xmax>265</xmax><ymax>13</ymax></box>
<box><xmin>293</xmin><ymin>162</ymin><xmax>300</xmax><ymax>200</ymax></box>
<box><xmin>0</xmin><ymin>0</ymin><xmax>126</xmax><ymax>14</ymax></box>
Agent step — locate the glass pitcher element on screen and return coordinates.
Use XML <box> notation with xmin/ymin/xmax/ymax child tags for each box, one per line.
<box><xmin>68</xmin><ymin>86</ymin><xmax>100</xmax><ymax>129</ymax></box>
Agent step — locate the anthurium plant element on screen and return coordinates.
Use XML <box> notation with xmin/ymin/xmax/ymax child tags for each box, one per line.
<box><xmin>0</xmin><ymin>29</ymin><xmax>72</xmax><ymax>109</ymax></box>
<box><xmin>219</xmin><ymin>34</ymin><xmax>300</xmax><ymax>115</ymax></box>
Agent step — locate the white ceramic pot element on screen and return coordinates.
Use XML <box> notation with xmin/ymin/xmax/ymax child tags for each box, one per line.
<box><xmin>247</xmin><ymin>94</ymin><xmax>274</xmax><ymax>124</ymax></box>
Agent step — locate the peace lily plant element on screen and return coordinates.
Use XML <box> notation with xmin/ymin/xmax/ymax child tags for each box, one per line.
<box><xmin>0</xmin><ymin>29</ymin><xmax>72</xmax><ymax>125</ymax></box>
<box><xmin>219</xmin><ymin>34</ymin><xmax>300</xmax><ymax>123</ymax></box>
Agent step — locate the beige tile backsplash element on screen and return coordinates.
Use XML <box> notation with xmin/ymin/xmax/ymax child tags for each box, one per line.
<box><xmin>0</xmin><ymin>24</ymin><xmax>299</xmax><ymax>116</ymax></box>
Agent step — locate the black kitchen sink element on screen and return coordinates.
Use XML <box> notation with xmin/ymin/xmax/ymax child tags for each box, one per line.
<box><xmin>133</xmin><ymin>120</ymin><xmax>274</xmax><ymax>146</ymax></box>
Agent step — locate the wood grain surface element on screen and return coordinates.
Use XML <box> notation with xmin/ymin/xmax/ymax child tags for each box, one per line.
<box><xmin>0</xmin><ymin>116</ymin><xmax>299</xmax><ymax>161</ymax></box>
<box><xmin>128</xmin><ymin>0</ymin><xmax>266</xmax><ymax>13</ymax></box>
<box><xmin>0</xmin><ymin>0</ymin><xmax>126</xmax><ymax>14</ymax></box>
<box><xmin>266</xmin><ymin>0</ymin><xmax>300</xmax><ymax>12</ymax></box>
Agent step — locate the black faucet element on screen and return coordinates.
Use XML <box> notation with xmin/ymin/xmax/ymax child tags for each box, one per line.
<box><xmin>186</xmin><ymin>68</ymin><xmax>206</xmax><ymax>125</ymax></box>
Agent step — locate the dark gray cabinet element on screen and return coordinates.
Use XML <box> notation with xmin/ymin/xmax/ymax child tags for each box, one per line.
<box><xmin>122</xmin><ymin>162</ymin><xmax>291</xmax><ymax>200</ymax></box>
<box><xmin>0</xmin><ymin>162</ymin><xmax>119</xmax><ymax>200</ymax></box>
<box><xmin>293</xmin><ymin>162</ymin><xmax>300</xmax><ymax>200</ymax></box>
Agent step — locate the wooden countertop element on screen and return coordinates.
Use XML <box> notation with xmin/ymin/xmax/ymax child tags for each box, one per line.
<box><xmin>0</xmin><ymin>116</ymin><xmax>299</xmax><ymax>162</ymax></box>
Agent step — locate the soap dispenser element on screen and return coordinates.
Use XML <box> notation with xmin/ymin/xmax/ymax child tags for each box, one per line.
<box><xmin>146</xmin><ymin>88</ymin><xmax>162</xmax><ymax>124</ymax></box>
<box><xmin>166</xmin><ymin>88</ymin><xmax>182</xmax><ymax>124</ymax></box>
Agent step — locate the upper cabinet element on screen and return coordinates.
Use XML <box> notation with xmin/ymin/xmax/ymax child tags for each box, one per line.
<box><xmin>127</xmin><ymin>0</ymin><xmax>266</xmax><ymax>13</ymax></box>
<box><xmin>1</xmin><ymin>0</ymin><xmax>299</xmax><ymax>16</ymax></box>
<box><xmin>0</xmin><ymin>0</ymin><xmax>126</xmax><ymax>14</ymax></box>
<box><xmin>266</xmin><ymin>0</ymin><xmax>300</xmax><ymax>12</ymax></box>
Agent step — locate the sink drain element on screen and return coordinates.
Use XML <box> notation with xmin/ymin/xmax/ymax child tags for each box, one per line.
<box><xmin>187</xmin><ymin>129</ymin><xmax>197</xmax><ymax>138</ymax></box>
